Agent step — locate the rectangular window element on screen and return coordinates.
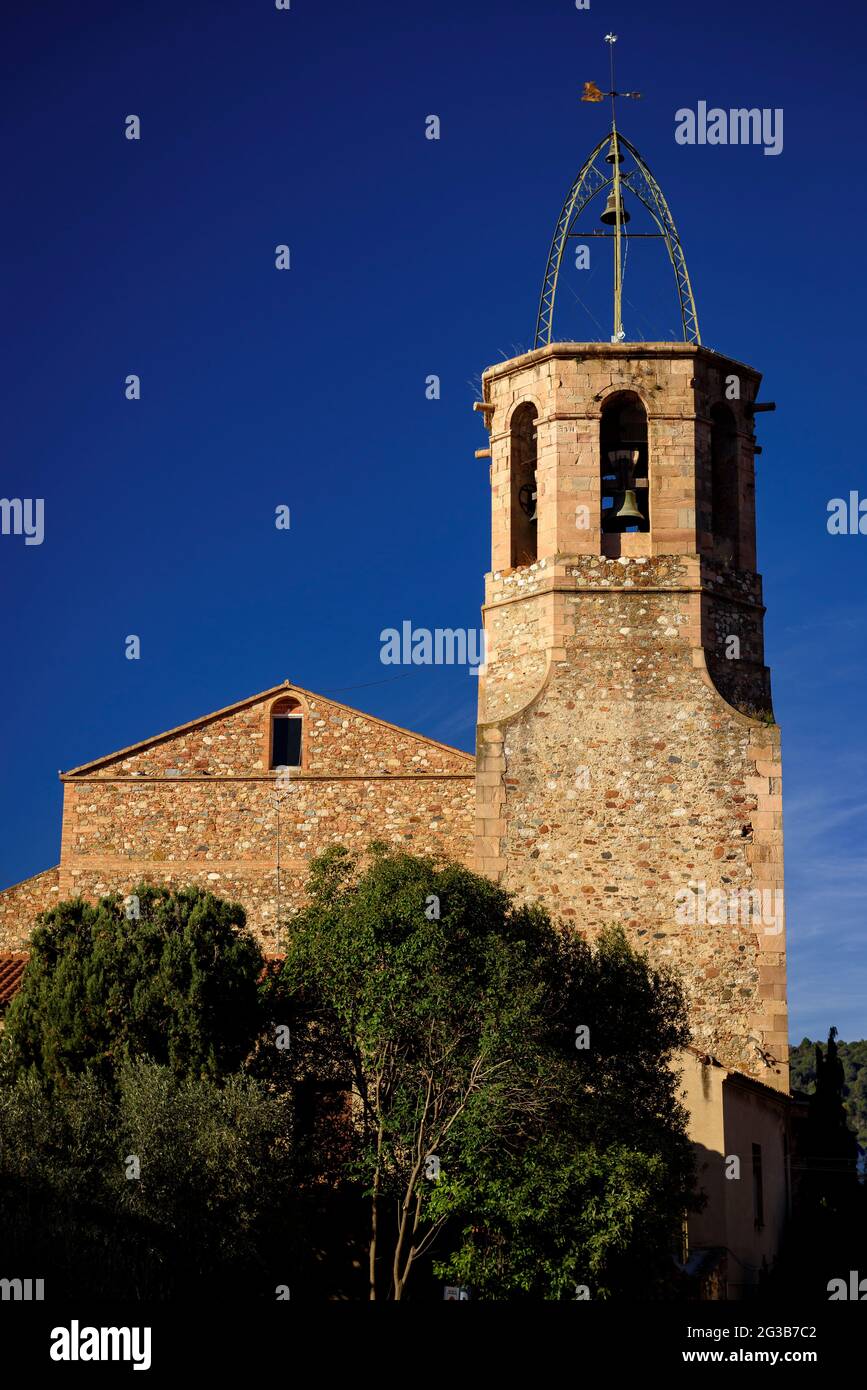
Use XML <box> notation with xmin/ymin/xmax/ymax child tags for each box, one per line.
<box><xmin>752</xmin><ymin>1143</ymin><xmax>764</xmax><ymax>1230</ymax></box>
<box><xmin>272</xmin><ymin>716</ymin><xmax>302</xmax><ymax>768</ymax></box>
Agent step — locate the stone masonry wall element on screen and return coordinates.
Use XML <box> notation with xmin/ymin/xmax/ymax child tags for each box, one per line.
<box><xmin>59</xmin><ymin>774</ymin><xmax>474</xmax><ymax>953</ymax></box>
<box><xmin>478</xmin><ymin>555</ymin><xmax>786</xmax><ymax>1082</ymax></box>
<box><xmin>0</xmin><ymin>687</ymin><xmax>475</xmax><ymax>953</ymax></box>
<box><xmin>0</xmin><ymin>866</ymin><xmax>61</xmax><ymax>951</ymax></box>
<box><xmin>702</xmin><ymin>564</ymin><xmax>772</xmax><ymax>717</ymax></box>
<box><xmin>76</xmin><ymin>687</ymin><xmax>470</xmax><ymax>778</ymax></box>
<box><xmin>475</xmin><ymin>345</ymin><xmax>787</xmax><ymax>1091</ymax></box>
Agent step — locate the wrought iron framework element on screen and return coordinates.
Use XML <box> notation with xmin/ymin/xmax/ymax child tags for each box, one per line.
<box><xmin>533</xmin><ymin>131</ymin><xmax>701</xmax><ymax>349</ymax></box>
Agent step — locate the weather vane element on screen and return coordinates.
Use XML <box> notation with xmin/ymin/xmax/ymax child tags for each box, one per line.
<box><xmin>579</xmin><ymin>36</ymin><xmax>643</xmax><ymax>341</ymax></box>
<box><xmin>533</xmin><ymin>35</ymin><xmax>699</xmax><ymax>349</ymax></box>
<box><xmin>581</xmin><ymin>34</ymin><xmax>642</xmax><ymax>125</ymax></box>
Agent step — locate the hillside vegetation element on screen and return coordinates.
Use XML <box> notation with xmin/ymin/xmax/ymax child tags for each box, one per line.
<box><xmin>790</xmin><ymin>1037</ymin><xmax>867</xmax><ymax>1153</ymax></box>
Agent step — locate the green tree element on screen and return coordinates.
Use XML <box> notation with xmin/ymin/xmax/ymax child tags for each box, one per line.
<box><xmin>432</xmin><ymin>926</ymin><xmax>697</xmax><ymax>1300</ymax></box>
<box><xmin>115</xmin><ymin>1058</ymin><xmax>296</xmax><ymax>1285</ymax></box>
<box><xmin>773</xmin><ymin>1030</ymin><xmax>867</xmax><ymax>1297</ymax></box>
<box><xmin>0</xmin><ymin>1054</ymin><xmax>296</xmax><ymax>1299</ymax></box>
<box><xmin>3</xmin><ymin>885</ymin><xmax>265</xmax><ymax>1087</ymax></box>
<box><xmin>0</xmin><ymin>884</ymin><xmax>301</xmax><ymax>1298</ymax></box>
<box><xmin>791</xmin><ymin>1034</ymin><xmax>867</xmax><ymax>1157</ymax></box>
<box><xmin>280</xmin><ymin>844</ymin><xmax>696</xmax><ymax>1300</ymax></box>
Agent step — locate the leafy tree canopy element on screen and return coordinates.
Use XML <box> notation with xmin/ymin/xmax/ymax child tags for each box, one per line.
<box><xmin>279</xmin><ymin>844</ymin><xmax>696</xmax><ymax>1300</ymax></box>
<box><xmin>0</xmin><ymin>1054</ymin><xmax>295</xmax><ymax>1298</ymax></box>
<box><xmin>3</xmin><ymin>885</ymin><xmax>265</xmax><ymax>1086</ymax></box>
<box><xmin>1</xmin><ymin>860</ymin><xmax>700</xmax><ymax>1300</ymax></box>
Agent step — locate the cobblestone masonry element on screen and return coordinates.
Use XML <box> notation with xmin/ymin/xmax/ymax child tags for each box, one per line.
<box><xmin>0</xmin><ymin>685</ymin><xmax>475</xmax><ymax>953</ymax></box>
<box><xmin>0</xmin><ymin>867</ymin><xmax>60</xmax><ymax>950</ymax></box>
<box><xmin>474</xmin><ymin>344</ymin><xmax>787</xmax><ymax>1090</ymax></box>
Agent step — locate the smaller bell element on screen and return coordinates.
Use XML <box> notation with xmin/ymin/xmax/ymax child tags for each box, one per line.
<box><xmin>518</xmin><ymin>482</ymin><xmax>537</xmax><ymax>522</ymax></box>
<box><xmin>608</xmin><ymin>489</ymin><xmax>644</xmax><ymax>531</ymax></box>
<box><xmin>600</xmin><ymin>190</ymin><xmax>630</xmax><ymax>226</ymax></box>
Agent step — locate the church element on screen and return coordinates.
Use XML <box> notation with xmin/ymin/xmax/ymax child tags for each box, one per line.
<box><xmin>0</xmin><ymin>103</ymin><xmax>790</xmax><ymax>1300</ymax></box>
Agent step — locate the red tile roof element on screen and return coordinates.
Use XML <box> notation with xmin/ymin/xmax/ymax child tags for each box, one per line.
<box><xmin>0</xmin><ymin>952</ymin><xmax>28</xmax><ymax>1008</ymax></box>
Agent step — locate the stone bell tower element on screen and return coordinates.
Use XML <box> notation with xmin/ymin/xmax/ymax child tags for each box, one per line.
<box><xmin>472</xmin><ymin>104</ymin><xmax>787</xmax><ymax>1094</ymax></box>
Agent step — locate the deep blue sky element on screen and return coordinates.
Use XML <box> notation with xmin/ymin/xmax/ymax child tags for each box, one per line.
<box><xmin>3</xmin><ymin>0</ymin><xmax>865</xmax><ymax>1041</ymax></box>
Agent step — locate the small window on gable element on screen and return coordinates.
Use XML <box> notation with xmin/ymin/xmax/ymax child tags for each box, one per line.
<box><xmin>270</xmin><ymin>698</ymin><xmax>302</xmax><ymax>768</ymax></box>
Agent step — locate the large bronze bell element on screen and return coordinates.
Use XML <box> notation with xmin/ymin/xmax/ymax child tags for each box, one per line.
<box><xmin>600</xmin><ymin>190</ymin><xmax>630</xmax><ymax>226</ymax></box>
<box><xmin>608</xmin><ymin>489</ymin><xmax>644</xmax><ymax>531</ymax></box>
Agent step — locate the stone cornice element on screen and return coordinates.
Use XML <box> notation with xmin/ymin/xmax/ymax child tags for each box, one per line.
<box><xmin>481</xmin><ymin>341</ymin><xmax>762</xmax><ymax>388</ymax></box>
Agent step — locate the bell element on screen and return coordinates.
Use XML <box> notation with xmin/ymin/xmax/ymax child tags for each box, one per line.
<box><xmin>608</xmin><ymin>447</ymin><xmax>640</xmax><ymax>468</ymax></box>
<box><xmin>600</xmin><ymin>190</ymin><xmax>630</xmax><ymax>226</ymax></box>
<box><xmin>608</xmin><ymin>489</ymin><xmax>644</xmax><ymax>530</ymax></box>
<box><xmin>518</xmin><ymin>482</ymin><xmax>537</xmax><ymax>521</ymax></box>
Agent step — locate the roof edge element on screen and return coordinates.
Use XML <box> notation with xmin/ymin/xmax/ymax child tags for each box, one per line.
<box><xmin>482</xmin><ymin>341</ymin><xmax>762</xmax><ymax>386</ymax></box>
<box><xmin>61</xmin><ymin>681</ymin><xmax>475</xmax><ymax>778</ymax></box>
<box><xmin>685</xmin><ymin>1044</ymin><xmax>791</xmax><ymax>1102</ymax></box>
<box><xmin>0</xmin><ymin>865</ymin><xmax>61</xmax><ymax>896</ymax></box>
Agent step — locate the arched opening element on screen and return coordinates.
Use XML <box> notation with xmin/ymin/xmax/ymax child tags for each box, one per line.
<box><xmin>269</xmin><ymin>697</ymin><xmax>303</xmax><ymax>769</ymax></box>
<box><xmin>600</xmin><ymin>393</ymin><xmax>649</xmax><ymax>532</ymax></box>
<box><xmin>711</xmin><ymin>404</ymin><xmax>739</xmax><ymax>564</ymax></box>
<box><xmin>510</xmin><ymin>403</ymin><xmax>538</xmax><ymax>567</ymax></box>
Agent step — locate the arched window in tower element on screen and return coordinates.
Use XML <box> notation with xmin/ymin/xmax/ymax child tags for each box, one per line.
<box><xmin>269</xmin><ymin>697</ymin><xmax>302</xmax><ymax>769</ymax></box>
<box><xmin>600</xmin><ymin>393</ymin><xmax>649</xmax><ymax>532</ymax></box>
<box><xmin>510</xmin><ymin>403</ymin><xmax>538</xmax><ymax>567</ymax></box>
<box><xmin>711</xmin><ymin>404</ymin><xmax>739</xmax><ymax>565</ymax></box>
